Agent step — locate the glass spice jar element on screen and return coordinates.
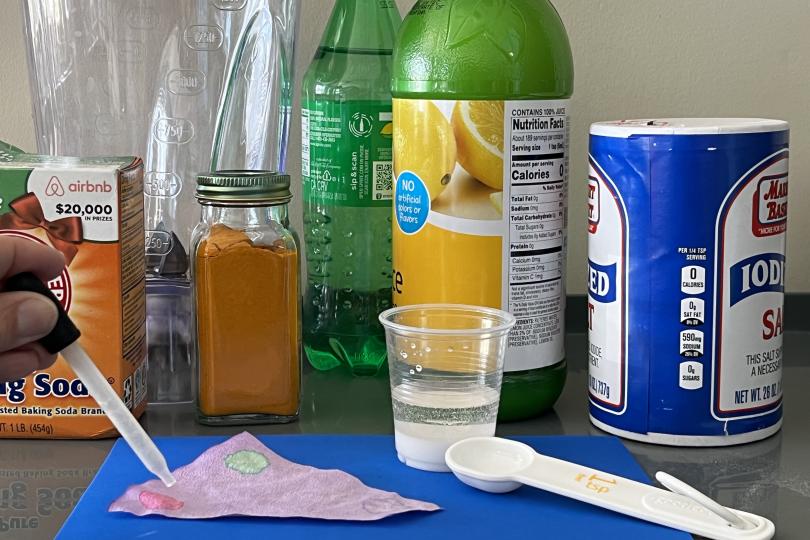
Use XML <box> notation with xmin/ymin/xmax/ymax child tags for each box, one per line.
<box><xmin>191</xmin><ymin>171</ymin><xmax>300</xmax><ymax>425</ymax></box>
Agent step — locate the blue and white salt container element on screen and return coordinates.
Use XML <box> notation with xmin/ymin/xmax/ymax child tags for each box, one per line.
<box><xmin>587</xmin><ymin>119</ymin><xmax>788</xmax><ymax>446</ymax></box>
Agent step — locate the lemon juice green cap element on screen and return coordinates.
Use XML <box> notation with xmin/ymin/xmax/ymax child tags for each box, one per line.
<box><xmin>392</xmin><ymin>1</ymin><xmax>573</xmax><ymax>99</ymax></box>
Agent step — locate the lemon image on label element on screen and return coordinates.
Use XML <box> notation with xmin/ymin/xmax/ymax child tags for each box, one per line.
<box><xmin>489</xmin><ymin>191</ymin><xmax>503</xmax><ymax>213</ymax></box>
<box><xmin>432</xmin><ymin>170</ymin><xmax>502</xmax><ymax>220</ymax></box>
<box><xmin>380</xmin><ymin>122</ymin><xmax>393</xmax><ymax>138</ymax></box>
<box><xmin>452</xmin><ymin>101</ymin><xmax>505</xmax><ymax>190</ymax></box>
<box><xmin>394</xmin><ymin>99</ymin><xmax>456</xmax><ymax>201</ymax></box>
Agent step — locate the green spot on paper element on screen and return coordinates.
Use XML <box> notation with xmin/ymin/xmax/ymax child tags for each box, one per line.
<box><xmin>224</xmin><ymin>450</ymin><xmax>269</xmax><ymax>475</ymax></box>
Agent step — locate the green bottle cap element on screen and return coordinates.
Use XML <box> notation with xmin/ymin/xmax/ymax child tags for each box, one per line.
<box><xmin>196</xmin><ymin>170</ymin><xmax>292</xmax><ymax>204</ymax></box>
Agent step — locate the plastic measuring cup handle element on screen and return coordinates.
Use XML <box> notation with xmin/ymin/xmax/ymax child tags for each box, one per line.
<box><xmin>514</xmin><ymin>453</ymin><xmax>774</xmax><ymax>540</ymax></box>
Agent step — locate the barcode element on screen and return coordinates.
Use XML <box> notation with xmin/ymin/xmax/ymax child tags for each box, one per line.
<box><xmin>134</xmin><ymin>361</ymin><xmax>147</xmax><ymax>407</ymax></box>
<box><xmin>373</xmin><ymin>161</ymin><xmax>393</xmax><ymax>201</ymax></box>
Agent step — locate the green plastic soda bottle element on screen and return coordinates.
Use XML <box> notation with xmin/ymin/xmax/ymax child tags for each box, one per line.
<box><xmin>391</xmin><ymin>0</ymin><xmax>574</xmax><ymax>420</ymax></box>
<box><xmin>301</xmin><ymin>0</ymin><xmax>402</xmax><ymax>375</ymax></box>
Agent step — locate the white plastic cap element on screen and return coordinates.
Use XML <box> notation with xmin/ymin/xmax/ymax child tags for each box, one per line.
<box><xmin>590</xmin><ymin>118</ymin><xmax>789</xmax><ymax>137</ymax></box>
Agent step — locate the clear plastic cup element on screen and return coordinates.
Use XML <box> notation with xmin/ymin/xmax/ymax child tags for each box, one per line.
<box><xmin>379</xmin><ymin>304</ymin><xmax>516</xmax><ymax>472</ymax></box>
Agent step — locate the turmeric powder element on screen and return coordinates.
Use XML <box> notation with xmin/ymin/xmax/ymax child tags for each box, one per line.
<box><xmin>195</xmin><ymin>223</ymin><xmax>299</xmax><ymax>422</ymax></box>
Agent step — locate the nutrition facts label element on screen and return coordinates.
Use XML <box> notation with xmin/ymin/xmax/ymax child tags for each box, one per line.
<box><xmin>504</xmin><ymin>100</ymin><xmax>569</xmax><ymax>370</ymax></box>
<box><xmin>677</xmin><ymin>249</ymin><xmax>708</xmax><ymax>389</ymax></box>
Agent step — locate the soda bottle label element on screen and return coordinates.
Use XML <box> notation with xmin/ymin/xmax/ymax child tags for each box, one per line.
<box><xmin>392</xmin><ymin>98</ymin><xmax>570</xmax><ymax>372</ymax></box>
<box><xmin>302</xmin><ymin>101</ymin><xmax>393</xmax><ymax>207</ymax></box>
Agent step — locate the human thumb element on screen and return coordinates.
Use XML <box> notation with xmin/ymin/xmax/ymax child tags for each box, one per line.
<box><xmin>0</xmin><ymin>292</ymin><xmax>59</xmax><ymax>353</ymax></box>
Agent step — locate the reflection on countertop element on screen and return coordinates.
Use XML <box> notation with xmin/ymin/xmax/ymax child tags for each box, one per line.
<box><xmin>0</xmin><ymin>440</ymin><xmax>106</xmax><ymax>539</ymax></box>
<box><xmin>0</xmin><ymin>331</ymin><xmax>807</xmax><ymax>539</ymax></box>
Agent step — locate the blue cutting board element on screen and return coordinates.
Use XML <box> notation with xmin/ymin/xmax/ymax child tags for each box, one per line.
<box><xmin>57</xmin><ymin>435</ymin><xmax>689</xmax><ymax>539</ymax></box>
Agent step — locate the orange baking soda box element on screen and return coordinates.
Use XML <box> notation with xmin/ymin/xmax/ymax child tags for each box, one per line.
<box><xmin>0</xmin><ymin>141</ymin><xmax>146</xmax><ymax>438</ymax></box>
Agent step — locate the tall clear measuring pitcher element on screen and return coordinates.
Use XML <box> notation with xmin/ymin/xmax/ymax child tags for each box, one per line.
<box><xmin>22</xmin><ymin>0</ymin><xmax>299</xmax><ymax>403</ymax></box>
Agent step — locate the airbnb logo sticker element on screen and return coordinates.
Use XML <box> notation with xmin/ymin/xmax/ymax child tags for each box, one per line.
<box><xmin>45</xmin><ymin>176</ymin><xmax>66</xmax><ymax>197</ymax></box>
<box><xmin>27</xmin><ymin>169</ymin><xmax>119</xmax><ymax>242</ymax></box>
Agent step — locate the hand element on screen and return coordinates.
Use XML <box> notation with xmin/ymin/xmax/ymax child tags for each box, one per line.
<box><xmin>0</xmin><ymin>236</ymin><xmax>65</xmax><ymax>383</ymax></box>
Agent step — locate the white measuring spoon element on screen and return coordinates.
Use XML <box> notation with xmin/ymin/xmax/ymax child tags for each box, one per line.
<box><xmin>445</xmin><ymin>437</ymin><xmax>774</xmax><ymax>540</ymax></box>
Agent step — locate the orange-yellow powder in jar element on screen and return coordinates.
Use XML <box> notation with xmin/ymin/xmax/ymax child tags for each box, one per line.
<box><xmin>196</xmin><ymin>224</ymin><xmax>299</xmax><ymax>421</ymax></box>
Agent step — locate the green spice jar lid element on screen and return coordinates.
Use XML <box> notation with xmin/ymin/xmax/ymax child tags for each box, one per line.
<box><xmin>196</xmin><ymin>170</ymin><xmax>292</xmax><ymax>204</ymax></box>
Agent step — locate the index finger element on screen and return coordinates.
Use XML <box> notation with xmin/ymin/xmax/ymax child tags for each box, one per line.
<box><xmin>0</xmin><ymin>236</ymin><xmax>66</xmax><ymax>283</ymax></box>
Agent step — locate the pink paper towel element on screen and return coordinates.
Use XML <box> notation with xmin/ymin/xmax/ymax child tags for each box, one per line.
<box><xmin>109</xmin><ymin>432</ymin><xmax>439</xmax><ymax>521</ymax></box>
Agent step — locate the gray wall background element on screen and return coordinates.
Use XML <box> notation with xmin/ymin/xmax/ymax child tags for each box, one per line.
<box><xmin>1</xmin><ymin>0</ymin><xmax>808</xmax><ymax>293</ymax></box>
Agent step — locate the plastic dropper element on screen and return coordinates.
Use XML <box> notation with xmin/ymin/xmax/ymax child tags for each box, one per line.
<box><xmin>5</xmin><ymin>273</ymin><xmax>176</xmax><ymax>487</ymax></box>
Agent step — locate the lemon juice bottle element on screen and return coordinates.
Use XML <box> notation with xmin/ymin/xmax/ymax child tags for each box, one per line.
<box><xmin>392</xmin><ymin>0</ymin><xmax>574</xmax><ymax>420</ymax></box>
<box><xmin>301</xmin><ymin>0</ymin><xmax>401</xmax><ymax>375</ymax></box>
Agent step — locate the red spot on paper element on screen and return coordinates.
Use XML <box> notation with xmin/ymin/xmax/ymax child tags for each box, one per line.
<box><xmin>139</xmin><ymin>491</ymin><xmax>184</xmax><ymax>511</ymax></box>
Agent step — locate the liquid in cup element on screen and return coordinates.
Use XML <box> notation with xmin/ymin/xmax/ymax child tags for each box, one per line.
<box><xmin>379</xmin><ymin>305</ymin><xmax>516</xmax><ymax>472</ymax></box>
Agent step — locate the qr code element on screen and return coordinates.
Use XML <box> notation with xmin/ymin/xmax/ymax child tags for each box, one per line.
<box><xmin>373</xmin><ymin>161</ymin><xmax>393</xmax><ymax>201</ymax></box>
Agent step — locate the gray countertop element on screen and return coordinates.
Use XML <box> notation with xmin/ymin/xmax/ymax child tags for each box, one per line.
<box><xmin>1</xmin><ymin>331</ymin><xmax>807</xmax><ymax>539</ymax></box>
